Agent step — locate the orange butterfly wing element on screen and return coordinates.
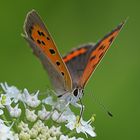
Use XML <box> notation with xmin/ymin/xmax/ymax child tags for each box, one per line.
<box><xmin>24</xmin><ymin>10</ymin><xmax>72</xmax><ymax>91</ymax></box>
<box><xmin>79</xmin><ymin>21</ymin><xmax>125</xmax><ymax>87</ymax></box>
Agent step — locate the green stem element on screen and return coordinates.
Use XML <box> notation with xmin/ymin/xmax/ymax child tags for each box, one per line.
<box><xmin>1</xmin><ymin>114</ymin><xmax>10</xmax><ymax>125</ymax></box>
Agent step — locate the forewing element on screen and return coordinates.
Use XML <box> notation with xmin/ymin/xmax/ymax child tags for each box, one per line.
<box><xmin>23</xmin><ymin>10</ymin><xmax>72</xmax><ymax>95</ymax></box>
<box><xmin>79</xmin><ymin>21</ymin><xmax>125</xmax><ymax>87</ymax></box>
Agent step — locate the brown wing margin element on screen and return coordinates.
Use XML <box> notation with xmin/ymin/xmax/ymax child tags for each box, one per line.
<box><xmin>79</xmin><ymin>21</ymin><xmax>126</xmax><ymax>87</ymax></box>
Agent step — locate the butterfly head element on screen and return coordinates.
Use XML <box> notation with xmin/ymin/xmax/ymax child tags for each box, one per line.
<box><xmin>58</xmin><ymin>88</ymin><xmax>84</xmax><ymax>105</ymax></box>
<box><xmin>68</xmin><ymin>87</ymin><xmax>84</xmax><ymax>104</ymax></box>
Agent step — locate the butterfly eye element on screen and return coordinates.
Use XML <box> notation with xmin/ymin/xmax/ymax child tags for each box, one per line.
<box><xmin>73</xmin><ymin>88</ymin><xmax>78</xmax><ymax>97</ymax></box>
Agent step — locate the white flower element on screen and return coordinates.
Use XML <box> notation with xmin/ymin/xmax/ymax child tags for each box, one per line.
<box><xmin>0</xmin><ymin>122</ymin><xmax>15</xmax><ymax>140</ymax></box>
<box><xmin>38</xmin><ymin>105</ymin><xmax>50</xmax><ymax>120</ymax></box>
<box><xmin>0</xmin><ymin>94</ymin><xmax>11</xmax><ymax>106</ymax></box>
<box><xmin>60</xmin><ymin>135</ymin><xmax>69</xmax><ymax>140</ymax></box>
<box><xmin>14</xmin><ymin>134</ymin><xmax>19</xmax><ymax>140</ymax></box>
<box><xmin>48</xmin><ymin>137</ymin><xmax>57</xmax><ymax>140</ymax></box>
<box><xmin>49</xmin><ymin>126</ymin><xmax>61</xmax><ymax>137</ymax></box>
<box><xmin>51</xmin><ymin>110</ymin><xmax>67</xmax><ymax>123</ymax></box>
<box><xmin>0</xmin><ymin>119</ymin><xmax>4</xmax><ymax>125</ymax></box>
<box><xmin>42</xmin><ymin>96</ymin><xmax>55</xmax><ymax>106</ymax></box>
<box><xmin>52</xmin><ymin>105</ymin><xmax>75</xmax><ymax>123</ymax></box>
<box><xmin>25</xmin><ymin>109</ymin><xmax>37</xmax><ymax>122</ymax></box>
<box><xmin>60</xmin><ymin>135</ymin><xmax>84</xmax><ymax>140</ymax></box>
<box><xmin>23</xmin><ymin>89</ymin><xmax>41</xmax><ymax>108</ymax></box>
<box><xmin>19</xmin><ymin>131</ymin><xmax>30</xmax><ymax>140</ymax></box>
<box><xmin>0</xmin><ymin>110</ymin><xmax>3</xmax><ymax>115</ymax></box>
<box><xmin>29</xmin><ymin>127</ymin><xmax>38</xmax><ymax>138</ymax></box>
<box><xmin>18</xmin><ymin>121</ymin><xmax>29</xmax><ymax>132</ymax></box>
<box><xmin>66</xmin><ymin>115</ymin><xmax>96</xmax><ymax>137</ymax></box>
<box><xmin>6</xmin><ymin>104</ymin><xmax>21</xmax><ymax>118</ymax></box>
<box><xmin>0</xmin><ymin>94</ymin><xmax>11</xmax><ymax>115</ymax></box>
<box><xmin>0</xmin><ymin>82</ymin><xmax>22</xmax><ymax>103</ymax></box>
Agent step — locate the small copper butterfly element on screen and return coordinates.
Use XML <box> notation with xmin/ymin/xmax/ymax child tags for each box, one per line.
<box><xmin>23</xmin><ymin>10</ymin><xmax>125</xmax><ymax>110</ymax></box>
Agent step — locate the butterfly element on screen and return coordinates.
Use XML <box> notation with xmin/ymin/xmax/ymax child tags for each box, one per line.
<box><xmin>23</xmin><ymin>10</ymin><xmax>125</xmax><ymax>108</ymax></box>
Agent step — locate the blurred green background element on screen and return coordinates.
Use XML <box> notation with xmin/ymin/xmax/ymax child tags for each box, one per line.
<box><xmin>0</xmin><ymin>0</ymin><xmax>139</xmax><ymax>139</ymax></box>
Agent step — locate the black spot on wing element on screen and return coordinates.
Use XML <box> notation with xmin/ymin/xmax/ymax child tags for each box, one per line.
<box><xmin>37</xmin><ymin>39</ymin><xmax>41</xmax><ymax>44</ymax></box>
<box><xmin>37</xmin><ymin>30</ymin><xmax>42</xmax><ymax>36</ymax></box>
<box><xmin>37</xmin><ymin>30</ymin><xmax>45</xmax><ymax>37</ymax></box>
<box><xmin>49</xmin><ymin>49</ymin><xmax>55</xmax><ymax>54</ymax></box>
<box><xmin>41</xmin><ymin>41</ymin><xmax>45</xmax><ymax>45</ymax></box>
<box><xmin>61</xmin><ymin>72</ymin><xmax>64</xmax><ymax>76</ymax></box>
<box><xmin>41</xmin><ymin>32</ymin><xmax>45</xmax><ymax>36</ymax></box>
<box><xmin>47</xmin><ymin>37</ymin><xmax>50</xmax><ymax>40</ymax></box>
<box><xmin>56</xmin><ymin>61</ymin><xmax>60</xmax><ymax>66</ymax></box>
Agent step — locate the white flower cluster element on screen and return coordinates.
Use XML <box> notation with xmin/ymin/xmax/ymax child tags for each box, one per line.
<box><xmin>0</xmin><ymin>83</ymin><xmax>96</xmax><ymax>140</ymax></box>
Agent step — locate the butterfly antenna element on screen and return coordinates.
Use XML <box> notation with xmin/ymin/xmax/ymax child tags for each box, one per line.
<box><xmin>92</xmin><ymin>95</ymin><xmax>113</xmax><ymax>117</ymax></box>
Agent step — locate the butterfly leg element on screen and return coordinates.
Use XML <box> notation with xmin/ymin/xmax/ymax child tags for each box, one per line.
<box><xmin>54</xmin><ymin>101</ymin><xmax>70</xmax><ymax>122</ymax></box>
<box><xmin>44</xmin><ymin>99</ymin><xmax>71</xmax><ymax>122</ymax></box>
<box><xmin>43</xmin><ymin>102</ymin><xmax>58</xmax><ymax>120</ymax></box>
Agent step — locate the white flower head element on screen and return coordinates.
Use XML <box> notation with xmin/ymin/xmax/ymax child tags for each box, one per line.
<box><xmin>23</xmin><ymin>89</ymin><xmax>41</xmax><ymax>108</ymax></box>
<box><xmin>0</xmin><ymin>82</ymin><xmax>96</xmax><ymax>139</ymax></box>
